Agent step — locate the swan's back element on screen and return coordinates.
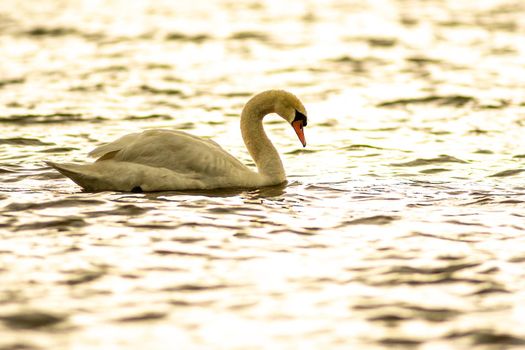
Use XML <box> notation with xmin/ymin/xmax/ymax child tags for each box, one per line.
<box><xmin>92</xmin><ymin>129</ymin><xmax>248</xmax><ymax>176</ymax></box>
<box><xmin>49</xmin><ymin>129</ymin><xmax>261</xmax><ymax>192</ymax></box>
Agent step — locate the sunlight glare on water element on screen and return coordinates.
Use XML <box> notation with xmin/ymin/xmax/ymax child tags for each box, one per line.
<box><xmin>1</xmin><ymin>0</ymin><xmax>525</xmax><ymax>349</ymax></box>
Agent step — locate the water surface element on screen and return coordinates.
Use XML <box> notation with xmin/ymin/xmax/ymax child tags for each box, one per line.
<box><xmin>1</xmin><ymin>0</ymin><xmax>525</xmax><ymax>349</ymax></box>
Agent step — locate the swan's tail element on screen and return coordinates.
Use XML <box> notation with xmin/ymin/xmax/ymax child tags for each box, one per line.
<box><xmin>45</xmin><ymin>161</ymin><xmax>104</xmax><ymax>191</ymax></box>
<box><xmin>46</xmin><ymin>161</ymin><xmax>206</xmax><ymax>192</ymax></box>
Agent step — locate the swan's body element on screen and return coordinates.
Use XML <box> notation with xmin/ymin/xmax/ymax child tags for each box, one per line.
<box><xmin>47</xmin><ymin>90</ymin><xmax>308</xmax><ymax>192</ymax></box>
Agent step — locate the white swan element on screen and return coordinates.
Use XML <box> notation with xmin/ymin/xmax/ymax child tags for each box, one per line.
<box><xmin>46</xmin><ymin>90</ymin><xmax>308</xmax><ymax>192</ymax></box>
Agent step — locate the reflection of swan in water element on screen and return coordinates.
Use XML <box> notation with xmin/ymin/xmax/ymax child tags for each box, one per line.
<box><xmin>47</xmin><ymin>90</ymin><xmax>308</xmax><ymax>192</ymax></box>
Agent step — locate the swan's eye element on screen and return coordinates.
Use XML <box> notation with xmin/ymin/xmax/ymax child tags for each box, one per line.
<box><xmin>293</xmin><ymin>110</ymin><xmax>308</xmax><ymax>127</ymax></box>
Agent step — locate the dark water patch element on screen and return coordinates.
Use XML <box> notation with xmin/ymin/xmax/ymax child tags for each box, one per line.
<box><xmin>468</xmin><ymin>128</ymin><xmax>491</xmax><ymax>135</ymax></box>
<box><xmin>145</xmin><ymin>63</ymin><xmax>174</xmax><ymax>70</ymax></box>
<box><xmin>350</xmin><ymin>126</ymin><xmax>399</xmax><ymax>132</ymax></box>
<box><xmin>353</xmin><ymin>152</ymin><xmax>380</xmax><ymax>158</ymax></box>
<box><xmin>25</xmin><ymin>27</ymin><xmax>78</xmax><ymax>37</ymax></box>
<box><xmin>400</xmin><ymin>16</ymin><xmax>418</xmax><ymax>26</ymax></box>
<box><xmin>151</xmin><ymin>185</ymin><xmax>270</xmax><ymax>199</ymax></box>
<box><xmin>0</xmin><ymin>138</ymin><xmax>53</xmax><ymax>146</ymax></box>
<box><xmin>0</xmin><ymin>78</ymin><xmax>24</xmax><ymax>89</ymax></box>
<box><xmin>326</xmin><ymin>55</ymin><xmax>379</xmax><ymax>73</ymax></box>
<box><xmin>229</xmin><ymin>31</ymin><xmax>269</xmax><ymax>41</ymax></box>
<box><xmin>177</xmin><ymin>221</ymin><xmax>241</xmax><ymax>231</ymax></box>
<box><xmin>447</xmin><ymin>330</ymin><xmax>525</xmax><ymax>346</ymax></box>
<box><xmin>127</xmin><ymin>223</ymin><xmax>173</xmax><ymax>230</ymax></box>
<box><xmin>116</xmin><ymin>312</ymin><xmax>167</xmax><ymax>323</ymax></box>
<box><xmin>61</xmin><ymin>270</ymin><xmax>105</xmax><ymax>286</ymax></box>
<box><xmin>368</xmin><ymin>314</ymin><xmax>408</xmax><ymax>322</ymax></box>
<box><xmin>438</xmin><ymin>20</ymin><xmax>470</xmax><ymax>28</ymax></box>
<box><xmin>40</xmin><ymin>147</ymin><xmax>78</xmax><ymax>153</ymax></box>
<box><xmin>23</xmin><ymin>26</ymin><xmax>103</xmax><ymax>41</ymax></box>
<box><xmin>365</xmin><ymin>304</ymin><xmax>460</xmax><ymax>323</ymax></box>
<box><xmin>298</xmin><ymin>243</ymin><xmax>329</xmax><ymax>250</ymax></box>
<box><xmin>269</xmin><ymin>228</ymin><xmax>317</xmax><ymax>236</ymax></box>
<box><xmin>31</xmin><ymin>171</ymin><xmax>67</xmax><ymax>181</ymax></box>
<box><xmin>377</xmin><ymin>338</ymin><xmax>421</xmax><ymax>347</ymax></box>
<box><xmin>488</xmin><ymin>169</ymin><xmax>525</xmax><ymax>177</ymax></box>
<box><xmin>169</xmin><ymin>299</ymin><xmax>215</xmax><ymax>307</ymax></box>
<box><xmin>475</xmin><ymin>149</ymin><xmax>493</xmax><ymax>154</ymax></box>
<box><xmin>126</xmin><ymin>113</ymin><xmax>173</xmax><ymax>121</ymax></box>
<box><xmin>363</xmin><ymin>37</ymin><xmax>397</xmax><ymax>47</ymax></box>
<box><xmin>284</xmin><ymin>148</ymin><xmax>318</xmax><ymax>155</ymax></box>
<box><xmin>93</xmin><ymin>65</ymin><xmax>128</xmax><ymax>73</ymax></box>
<box><xmin>267</xmin><ymin>67</ymin><xmax>300</xmax><ymax>74</ymax></box>
<box><xmin>316</xmin><ymin>119</ymin><xmax>338</xmax><ymax>127</ymax></box>
<box><xmin>445</xmin><ymin>190</ymin><xmax>468</xmax><ymax>195</ymax></box>
<box><xmin>0</xmin><ymin>343</ymin><xmax>39</xmax><ymax>350</ymax></box>
<box><xmin>352</xmin><ymin>301</ymin><xmax>392</xmax><ymax>311</ymax></box>
<box><xmin>206</xmin><ymin>206</ymin><xmax>243</xmax><ymax>214</ymax></box>
<box><xmin>227</xmin><ymin>301</ymin><xmax>259</xmax><ymax>311</ymax></box>
<box><xmin>0</xmin><ymin>311</ymin><xmax>66</xmax><ymax>329</ymax></box>
<box><xmin>152</xmin><ymin>249</ymin><xmax>209</xmax><ymax>258</ymax></box>
<box><xmin>429</xmin><ymin>130</ymin><xmax>451</xmax><ymax>135</ymax></box>
<box><xmin>387</xmin><ymin>262</ymin><xmax>478</xmax><ymax>275</ymax></box>
<box><xmin>404</xmin><ymin>305</ymin><xmax>461</xmax><ymax>322</ymax></box>
<box><xmin>172</xmin><ymin>122</ymin><xmax>195</xmax><ymax>130</ymax></box>
<box><xmin>362</xmin><ymin>301</ymin><xmax>462</xmax><ymax>322</ymax></box>
<box><xmin>445</xmin><ymin>220</ymin><xmax>483</xmax><ymax>226</ymax></box>
<box><xmin>363</xmin><ymin>252</ymin><xmax>416</xmax><ymax>261</ymax></box>
<box><xmin>461</xmin><ymin>197</ymin><xmax>493</xmax><ymax>206</ymax></box>
<box><xmin>87</xmin><ymin>204</ymin><xmax>149</xmax><ymax>216</ymax></box>
<box><xmin>344</xmin><ymin>215</ymin><xmax>400</xmax><ymax>225</ymax></box>
<box><xmin>0</xmin><ymin>113</ymin><xmax>100</xmax><ymax>124</ymax></box>
<box><xmin>489</xmin><ymin>46</ymin><xmax>516</xmax><ymax>55</ymax></box>
<box><xmin>470</xmin><ymin>286</ymin><xmax>510</xmax><ymax>295</ymax></box>
<box><xmin>480</xmin><ymin>266</ymin><xmax>500</xmax><ymax>275</ymax></box>
<box><xmin>170</xmin><ymin>237</ymin><xmax>205</xmax><ymax>244</ymax></box>
<box><xmin>340</xmin><ymin>144</ymin><xmax>384</xmax><ymax>151</ymax></box>
<box><xmin>220</xmin><ymin>92</ymin><xmax>253</xmax><ymax>98</ymax></box>
<box><xmin>163</xmin><ymin>283</ymin><xmax>232</xmax><ymax>292</ymax></box>
<box><xmin>165</xmin><ymin>32</ymin><xmax>210</xmax><ymax>43</ymax></box>
<box><xmin>329</xmin><ymin>55</ymin><xmax>384</xmax><ymax>65</ymax></box>
<box><xmin>0</xmin><ymin>167</ymin><xmax>16</xmax><ymax>173</ymax></box>
<box><xmin>377</xmin><ymin>95</ymin><xmax>475</xmax><ymax>108</ymax></box>
<box><xmin>412</xmin><ymin>232</ymin><xmax>479</xmax><ymax>243</ymax></box>
<box><xmin>406</xmin><ymin>56</ymin><xmax>442</xmax><ymax>65</ymax></box>
<box><xmin>508</xmin><ymin>255</ymin><xmax>525</xmax><ymax>263</ymax></box>
<box><xmin>419</xmin><ymin>168</ymin><xmax>450</xmax><ymax>174</ymax></box>
<box><xmin>363</xmin><ymin>274</ymin><xmax>485</xmax><ymax>287</ymax></box>
<box><xmin>139</xmin><ymin>85</ymin><xmax>183</xmax><ymax>96</ymax></box>
<box><xmin>477</xmin><ymin>19</ymin><xmax>518</xmax><ymax>32</ymax></box>
<box><xmin>5</xmin><ymin>199</ymin><xmax>104</xmax><ymax>211</ymax></box>
<box><xmin>392</xmin><ymin>155</ymin><xmax>467</xmax><ymax>167</ymax></box>
<box><xmin>69</xmin><ymin>83</ymin><xmax>105</xmax><ymax>92</ymax></box>
<box><xmin>499</xmin><ymin>199</ymin><xmax>524</xmax><ymax>204</ymax></box>
<box><xmin>14</xmin><ymin>217</ymin><xmax>86</xmax><ymax>231</ymax></box>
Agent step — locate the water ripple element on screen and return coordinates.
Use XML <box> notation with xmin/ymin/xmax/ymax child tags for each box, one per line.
<box><xmin>2</xmin><ymin>0</ymin><xmax>525</xmax><ymax>349</ymax></box>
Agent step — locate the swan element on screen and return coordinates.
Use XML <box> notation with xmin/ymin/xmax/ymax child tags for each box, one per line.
<box><xmin>46</xmin><ymin>90</ymin><xmax>308</xmax><ymax>192</ymax></box>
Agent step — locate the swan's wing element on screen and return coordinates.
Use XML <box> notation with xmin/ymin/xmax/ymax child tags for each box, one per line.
<box><xmin>94</xmin><ymin>129</ymin><xmax>250</xmax><ymax>177</ymax></box>
<box><xmin>89</xmin><ymin>132</ymin><xmax>141</xmax><ymax>159</ymax></box>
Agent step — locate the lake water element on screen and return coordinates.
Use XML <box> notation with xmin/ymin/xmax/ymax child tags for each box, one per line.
<box><xmin>2</xmin><ymin>0</ymin><xmax>525</xmax><ymax>349</ymax></box>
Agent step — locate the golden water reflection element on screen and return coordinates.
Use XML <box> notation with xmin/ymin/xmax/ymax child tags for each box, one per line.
<box><xmin>1</xmin><ymin>0</ymin><xmax>525</xmax><ymax>349</ymax></box>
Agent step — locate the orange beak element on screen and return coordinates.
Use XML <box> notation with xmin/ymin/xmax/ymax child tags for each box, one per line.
<box><xmin>292</xmin><ymin>120</ymin><xmax>306</xmax><ymax>147</ymax></box>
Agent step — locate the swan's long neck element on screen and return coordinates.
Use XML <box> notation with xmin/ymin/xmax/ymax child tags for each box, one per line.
<box><xmin>240</xmin><ymin>91</ymin><xmax>285</xmax><ymax>183</ymax></box>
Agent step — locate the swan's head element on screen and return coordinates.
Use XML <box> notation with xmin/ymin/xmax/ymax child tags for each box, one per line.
<box><xmin>274</xmin><ymin>91</ymin><xmax>308</xmax><ymax>147</ymax></box>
